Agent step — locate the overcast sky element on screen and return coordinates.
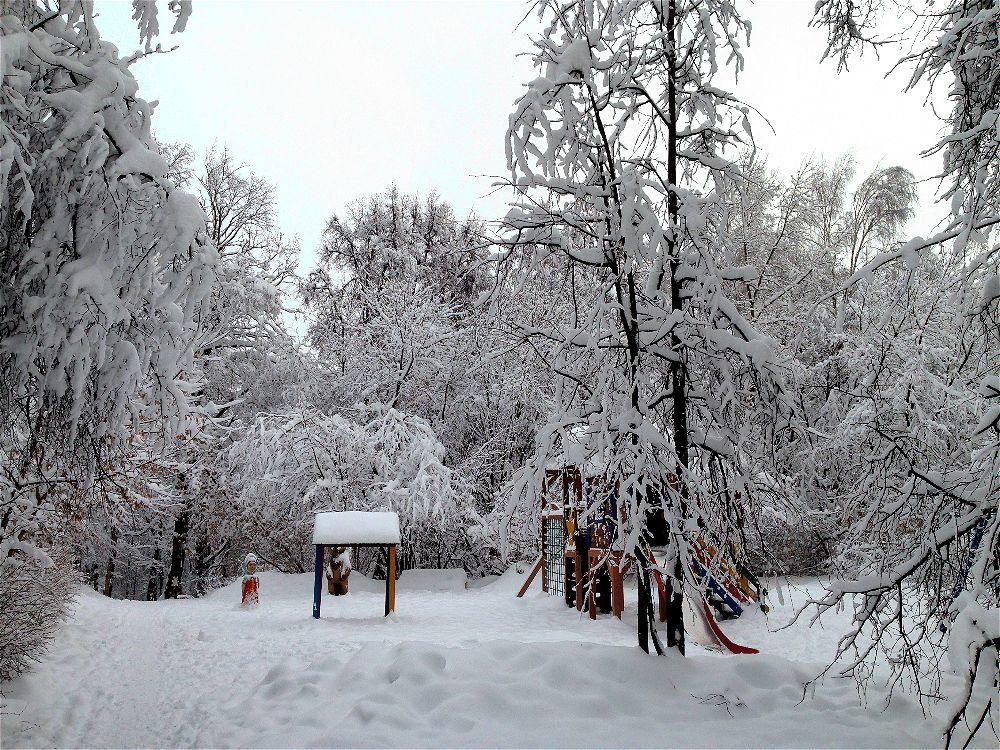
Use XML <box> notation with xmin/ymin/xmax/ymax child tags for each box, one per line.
<box><xmin>97</xmin><ymin>0</ymin><xmax>946</xmax><ymax>274</ymax></box>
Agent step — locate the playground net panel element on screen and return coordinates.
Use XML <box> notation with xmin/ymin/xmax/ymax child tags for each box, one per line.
<box><xmin>543</xmin><ymin>518</ymin><xmax>566</xmax><ymax>597</ymax></box>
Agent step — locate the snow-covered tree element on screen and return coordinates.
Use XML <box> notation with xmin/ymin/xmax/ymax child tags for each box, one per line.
<box><xmin>220</xmin><ymin>409</ymin><xmax>372</xmax><ymax>573</ymax></box>
<box><xmin>814</xmin><ymin>0</ymin><xmax>997</xmax><ymax>236</ymax></box>
<box><xmin>495</xmin><ymin>0</ymin><xmax>798</xmax><ymax>653</ymax></box>
<box><xmin>797</xmin><ymin>254</ymin><xmax>999</xmax><ymax>747</ymax></box>
<box><xmin>712</xmin><ymin>155</ymin><xmax>921</xmax><ymax>574</ymax></box>
<box><xmin>803</xmin><ymin>4</ymin><xmax>999</xmax><ymax>745</ymax></box>
<box><xmin>0</xmin><ymin>0</ymin><xmax>214</xmax><ymax>672</ymax></box>
<box><xmin>156</xmin><ymin>145</ymin><xmax>301</xmax><ymax>599</ymax></box>
<box><xmin>301</xmin><ymin>189</ymin><xmax>485</xmax><ymax>419</ymax></box>
<box><xmin>219</xmin><ymin>404</ymin><xmax>474</xmax><ymax>575</ymax></box>
<box><xmin>302</xmin><ymin>188</ymin><xmax>549</xmax><ymax>524</ymax></box>
<box><xmin>366</xmin><ymin>406</ymin><xmax>470</xmax><ymax>570</ymax></box>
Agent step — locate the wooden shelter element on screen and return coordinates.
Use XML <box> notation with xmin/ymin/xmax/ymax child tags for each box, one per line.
<box><xmin>311</xmin><ymin>511</ymin><xmax>400</xmax><ymax>619</ymax></box>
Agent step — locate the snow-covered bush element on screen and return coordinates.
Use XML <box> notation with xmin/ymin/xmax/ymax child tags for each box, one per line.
<box><xmin>220</xmin><ymin>410</ymin><xmax>372</xmax><ymax>573</ymax></box>
<box><xmin>365</xmin><ymin>406</ymin><xmax>473</xmax><ymax>572</ymax></box>
<box><xmin>0</xmin><ymin>548</ymin><xmax>77</xmax><ymax>682</ymax></box>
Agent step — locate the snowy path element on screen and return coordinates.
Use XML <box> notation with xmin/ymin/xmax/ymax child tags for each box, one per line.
<box><xmin>1</xmin><ymin>569</ymin><xmax>972</xmax><ymax>748</ymax></box>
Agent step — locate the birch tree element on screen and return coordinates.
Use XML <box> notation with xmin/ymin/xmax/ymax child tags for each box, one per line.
<box><xmin>496</xmin><ymin>0</ymin><xmax>797</xmax><ymax>654</ymax></box>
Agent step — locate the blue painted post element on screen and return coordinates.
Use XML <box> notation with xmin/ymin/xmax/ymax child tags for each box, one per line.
<box><xmin>312</xmin><ymin>545</ymin><xmax>324</xmax><ymax>619</ymax></box>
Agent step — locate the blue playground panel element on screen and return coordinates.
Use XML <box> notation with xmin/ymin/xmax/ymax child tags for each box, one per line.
<box><xmin>690</xmin><ymin>557</ymin><xmax>744</xmax><ymax>618</ymax></box>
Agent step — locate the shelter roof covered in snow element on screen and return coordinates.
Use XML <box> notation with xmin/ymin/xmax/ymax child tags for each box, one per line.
<box><xmin>312</xmin><ymin>511</ymin><xmax>401</xmax><ymax>546</ymax></box>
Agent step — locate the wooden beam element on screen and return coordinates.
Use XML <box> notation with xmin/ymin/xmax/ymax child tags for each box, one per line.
<box><xmin>516</xmin><ymin>556</ymin><xmax>544</xmax><ymax>598</ymax></box>
<box><xmin>385</xmin><ymin>545</ymin><xmax>396</xmax><ymax>616</ymax></box>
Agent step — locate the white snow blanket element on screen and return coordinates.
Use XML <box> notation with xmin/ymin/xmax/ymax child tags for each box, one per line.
<box><xmin>400</xmin><ymin>568</ymin><xmax>468</xmax><ymax>591</ymax></box>
<box><xmin>312</xmin><ymin>511</ymin><xmax>400</xmax><ymax>545</ymax></box>
<box><xmin>2</xmin><ymin>571</ymin><xmax>984</xmax><ymax>748</ymax></box>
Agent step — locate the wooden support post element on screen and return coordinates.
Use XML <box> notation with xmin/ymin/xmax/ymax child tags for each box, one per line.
<box><xmin>587</xmin><ymin>548</ymin><xmax>598</xmax><ymax>620</ymax></box>
<box><xmin>312</xmin><ymin>545</ymin><xmax>324</xmax><ymax>619</ymax></box>
<box><xmin>575</xmin><ymin>531</ymin><xmax>589</xmax><ymax>612</ymax></box>
<box><xmin>611</xmin><ymin>555</ymin><xmax>624</xmax><ymax>619</ymax></box>
<box><xmin>572</xmin><ymin>551</ymin><xmax>584</xmax><ymax>611</ymax></box>
<box><xmin>588</xmin><ymin>575</ymin><xmax>597</xmax><ymax>620</ymax></box>
<box><xmin>516</xmin><ymin>556</ymin><xmax>544</xmax><ymax>598</ymax></box>
<box><xmin>385</xmin><ymin>545</ymin><xmax>396</xmax><ymax>616</ymax></box>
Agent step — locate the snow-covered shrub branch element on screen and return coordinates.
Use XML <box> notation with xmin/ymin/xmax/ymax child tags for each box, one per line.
<box><xmin>0</xmin><ymin>546</ymin><xmax>77</xmax><ymax>681</ymax></box>
<box><xmin>776</xmin><ymin>235</ymin><xmax>999</xmax><ymax>744</ymax></box>
<box><xmin>812</xmin><ymin>0</ymin><xmax>998</xmax><ymax>273</ymax></box>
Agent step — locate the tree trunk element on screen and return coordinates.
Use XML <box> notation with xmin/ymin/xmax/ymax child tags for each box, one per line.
<box><xmin>663</xmin><ymin>0</ymin><xmax>688</xmax><ymax>657</ymax></box>
<box><xmin>665</xmin><ymin>558</ymin><xmax>686</xmax><ymax>653</ymax></box>
<box><xmin>164</xmin><ymin>504</ymin><xmax>190</xmax><ymax>599</ymax></box>
<box><xmin>146</xmin><ymin>544</ymin><xmax>162</xmax><ymax>601</ymax></box>
<box><xmin>637</xmin><ymin>560</ymin><xmax>650</xmax><ymax>654</ymax></box>
<box><xmin>636</xmin><ymin>553</ymin><xmax>665</xmax><ymax>655</ymax></box>
<box><xmin>193</xmin><ymin>533</ymin><xmax>211</xmax><ymax>597</ymax></box>
<box><xmin>103</xmin><ymin>527</ymin><xmax>118</xmax><ymax>597</ymax></box>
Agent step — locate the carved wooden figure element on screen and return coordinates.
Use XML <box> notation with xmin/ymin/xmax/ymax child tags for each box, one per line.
<box><xmin>325</xmin><ymin>546</ymin><xmax>351</xmax><ymax>596</ymax></box>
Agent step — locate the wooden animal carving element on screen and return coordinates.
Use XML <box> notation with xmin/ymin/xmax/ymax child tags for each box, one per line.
<box><xmin>326</xmin><ymin>546</ymin><xmax>352</xmax><ymax>595</ymax></box>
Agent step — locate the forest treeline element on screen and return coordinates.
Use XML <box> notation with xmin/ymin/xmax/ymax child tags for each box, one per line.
<box><xmin>1</xmin><ymin>1</ymin><xmax>996</xmax><ymax>746</ymax></box>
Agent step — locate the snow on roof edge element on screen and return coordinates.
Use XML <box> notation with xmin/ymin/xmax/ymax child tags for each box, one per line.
<box><xmin>312</xmin><ymin>511</ymin><xmax>401</xmax><ymax>545</ymax></box>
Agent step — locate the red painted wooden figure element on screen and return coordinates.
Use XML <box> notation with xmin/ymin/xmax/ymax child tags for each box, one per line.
<box><xmin>241</xmin><ymin>553</ymin><xmax>260</xmax><ymax>608</ymax></box>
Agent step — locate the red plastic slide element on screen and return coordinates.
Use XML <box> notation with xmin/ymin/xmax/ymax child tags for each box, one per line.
<box><xmin>697</xmin><ymin>599</ymin><xmax>758</xmax><ymax>654</ymax></box>
<box><xmin>649</xmin><ymin>549</ymin><xmax>758</xmax><ymax>655</ymax></box>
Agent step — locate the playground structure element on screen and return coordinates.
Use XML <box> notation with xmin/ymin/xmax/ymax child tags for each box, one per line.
<box><xmin>312</xmin><ymin>511</ymin><xmax>400</xmax><ymax>619</ymax></box>
<box><xmin>518</xmin><ymin>467</ymin><xmax>762</xmax><ymax>654</ymax></box>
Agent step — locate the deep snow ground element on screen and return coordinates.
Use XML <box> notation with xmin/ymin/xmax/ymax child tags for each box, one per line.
<box><xmin>0</xmin><ymin>567</ymin><xmax>976</xmax><ymax>748</ymax></box>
